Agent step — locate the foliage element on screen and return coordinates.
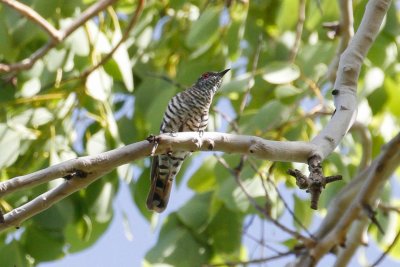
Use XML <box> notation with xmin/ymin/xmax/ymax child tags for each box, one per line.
<box><xmin>0</xmin><ymin>0</ymin><xmax>400</xmax><ymax>266</ymax></box>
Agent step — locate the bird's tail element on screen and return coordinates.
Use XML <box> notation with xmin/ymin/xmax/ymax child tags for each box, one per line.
<box><xmin>146</xmin><ymin>155</ymin><xmax>174</xmax><ymax>212</ymax></box>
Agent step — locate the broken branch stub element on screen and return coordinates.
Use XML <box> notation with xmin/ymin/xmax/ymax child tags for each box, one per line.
<box><xmin>288</xmin><ymin>155</ymin><xmax>343</xmax><ymax>209</ymax></box>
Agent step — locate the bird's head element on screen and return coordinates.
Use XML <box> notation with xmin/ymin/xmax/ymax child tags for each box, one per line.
<box><xmin>195</xmin><ymin>68</ymin><xmax>230</xmax><ymax>92</ymax></box>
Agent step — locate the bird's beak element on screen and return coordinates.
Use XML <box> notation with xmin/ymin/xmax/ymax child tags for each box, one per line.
<box><xmin>218</xmin><ymin>68</ymin><xmax>230</xmax><ymax>77</ymax></box>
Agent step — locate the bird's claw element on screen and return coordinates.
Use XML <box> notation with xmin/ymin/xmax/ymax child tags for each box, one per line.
<box><xmin>198</xmin><ymin>129</ymin><xmax>204</xmax><ymax>137</ymax></box>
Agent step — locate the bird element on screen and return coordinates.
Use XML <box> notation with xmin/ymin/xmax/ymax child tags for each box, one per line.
<box><xmin>146</xmin><ymin>68</ymin><xmax>230</xmax><ymax>212</ymax></box>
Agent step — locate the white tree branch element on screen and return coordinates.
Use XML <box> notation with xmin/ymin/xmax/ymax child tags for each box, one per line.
<box><xmin>326</xmin><ymin>0</ymin><xmax>355</xmax><ymax>82</ymax></box>
<box><xmin>310</xmin><ymin>0</ymin><xmax>390</xmax><ymax>159</ymax></box>
<box><xmin>0</xmin><ymin>132</ymin><xmax>317</xmax><ymax>231</ymax></box>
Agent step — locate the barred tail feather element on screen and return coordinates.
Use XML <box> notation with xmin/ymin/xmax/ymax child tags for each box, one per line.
<box><xmin>146</xmin><ymin>156</ymin><xmax>173</xmax><ymax>213</ymax></box>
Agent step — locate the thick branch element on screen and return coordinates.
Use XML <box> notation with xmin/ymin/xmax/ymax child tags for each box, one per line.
<box><xmin>0</xmin><ymin>132</ymin><xmax>317</xmax><ymax>231</ymax></box>
<box><xmin>0</xmin><ymin>132</ymin><xmax>317</xmax><ymax>198</ymax></box>
<box><xmin>326</xmin><ymin>0</ymin><xmax>354</xmax><ymax>82</ymax></box>
<box><xmin>310</xmin><ymin>0</ymin><xmax>390</xmax><ymax>159</ymax></box>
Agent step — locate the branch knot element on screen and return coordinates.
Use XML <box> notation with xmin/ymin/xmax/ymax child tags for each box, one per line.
<box><xmin>288</xmin><ymin>155</ymin><xmax>342</xmax><ymax>210</ymax></box>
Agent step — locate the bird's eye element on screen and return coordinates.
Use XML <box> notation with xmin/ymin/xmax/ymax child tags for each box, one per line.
<box><xmin>202</xmin><ymin>73</ymin><xmax>210</xmax><ymax>79</ymax></box>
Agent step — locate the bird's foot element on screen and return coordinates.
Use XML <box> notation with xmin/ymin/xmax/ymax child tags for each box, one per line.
<box><xmin>197</xmin><ymin>128</ymin><xmax>204</xmax><ymax>138</ymax></box>
<box><xmin>146</xmin><ymin>134</ymin><xmax>160</xmax><ymax>156</ymax></box>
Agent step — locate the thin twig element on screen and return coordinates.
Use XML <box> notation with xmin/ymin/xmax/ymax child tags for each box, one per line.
<box><xmin>80</xmin><ymin>0</ymin><xmax>145</xmax><ymax>78</ymax></box>
<box><xmin>238</xmin><ymin>34</ymin><xmax>263</xmax><ymax>119</ymax></box>
<box><xmin>49</xmin><ymin>0</ymin><xmax>145</xmax><ymax>88</ymax></box>
<box><xmin>378</xmin><ymin>203</ymin><xmax>400</xmax><ymax>214</ymax></box>
<box><xmin>350</xmin><ymin>121</ymin><xmax>372</xmax><ymax>172</ymax></box>
<box><xmin>370</xmin><ymin>227</ymin><xmax>400</xmax><ymax>267</ymax></box>
<box><xmin>146</xmin><ymin>72</ymin><xmax>186</xmax><ymax>90</ymax></box>
<box><xmin>0</xmin><ymin>0</ymin><xmax>61</xmax><ymax>41</ymax></box>
<box><xmin>243</xmin><ymin>231</ymin><xmax>283</xmax><ymax>254</ymax></box>
<box><xmin>0</xmin><ymin>0</ymin><xmax>118</xmax><ymax>73</ymax></box>
<box><xmin>289</xmin><ymin>0</ymin><xmax>306</xmax><ymax>62</ymax></box>
<box><xmin>214</xmin><ymin>154</ymin><xmax>314</xmax><ymax>245</ymax></box>
<box><xmin>248</xmin><ymin>160</ymin><xmax>315</xmax><ymax>238</ymax></box>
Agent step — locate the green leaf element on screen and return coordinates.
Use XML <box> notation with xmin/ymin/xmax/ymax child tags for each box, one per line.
<box><xmin>0</xmin><ymin>14</ymin><xmax>16</xmax><ymax>61</ymax></box>
<box><xmin>134</xmin><ymin>78</ymin><xmax>176</xmax><ymax>133</ymax></box>
<box><xmin>177</xmin><ymin>192</ymin><xmax>212</xmax><ymax>231</ymax></box>
<box><xmin>85</xmin><ymin>68</ymin><xmax>113</xmax><ymax>101</ymax></box>
<box><xmin>112</xmin><ymin>30</ymin><xmax>134</xmax><ymax>92</ymax></box>
<box><xmin>56</xmin><ymin>93</ymin><xmax>77</xmax><ymax>119</ymax></box>
<box><xmin>276</xmin><ymin>0</ymin><xmax>298</xmax><ymax>31</ymax></box>
<box><xmin>367</xmin><ymin>35</ymin><xmax>397</xmax><ymax>68</ymax></box>
<box><xmin>188</xmin><ymin>157</ymin><xmax>217</xmax><ymax>192</ymax></box>
<box><xmin>226</xmin><ymin>18</ymin><xmax>244</xmax><ymax>60</ymax></box>
<box><xmin>262</xmin><ymin>62</ymin><xmax>300</xmax><ymax>84</ymax></box>
<box><xmin>385</xmin><ymin>77</ymin><xmax>400</xmax><ymax>116</ymax></box>
<box><xmin>64</xmin><ymin>215</ymin><xmax>109</xmax><ymax>253</ymax></box>
<box><xmin>44</xmin><ymin>49</ymin><xmax>67</xmax><ymax>72</ymax></box>
<box><xmin>145</xmin><ymin>214</ymin><xmax>210</xmax><ymax>266</ymax></box>
<box><xmin>131</xmin><ymin>167</ymin><xmax>152</xmax><ymax>221</ymax></box>
<box><xmin>185</xmin><ymin>8</ymin><xmax>221</xmax><ymax>48</ymax></box>
<box><xmin>220</xmin><ymin>76</ymin><xmax>249</xmax><ymax>93</ymax></box>
<box><xmin>232</xmin><ymin>177</ymin><xmax>267</xmax><ymax>212</ymax></box>
<box><xmin>32</xmin><ymin>199</ymin><xmax>74</xmax><ymax>230</ymax></box>
<box><xmin>362</xmin><ymin>67</ymin><xmax>384</xmax><ymax>97</ymax></box>
<box><xmin>241</xmin><ymin>100</ymin><xmax>289</xmax><ymax>133</ymax></box>
<box><xmin>206</xmin><ymin>205</ymin><xmax>243</xmax><ymax>255</ymax></box>
<box><xmin>274</xmin><ymin>84</ymin><xmax>302</xmax><ymax>104</ymax></box>
<box><xmin>31</xmin><ymin>107</ymin><xmax>54</xmax><ymax>127</ymax></box>
<box><xmin>88</xmin><ymin>181</ymin><xmax>115</xmax><ymax>223</ymax></box>
<box><xmin>367</xmin><ymin>86</ymin><xmax>388</xmax><ymax>115</ymax></box>
<box><xmin>22</xmin><ymin>226</ymin><xmax>65</xmax><ymax>261</ymax></box>
<box><xmin>0</xmin><ymin>124</ymin><xmax>20</xmax><ymax>168</ymax></box>
<box><xmin>87</xmin><ymin>129</ymin><xmax>107</xmax><ymax>155</ymax></box>
<box><xmin>293</xmin><ymin>194</ymin><xmax>313</xmax><ymax>230</ymax></box>
<box><xmin>64</xmin><ymin>21</ymin><xmax>90</xmax><ymax>56</ymax></box>
<box><xmin>20</xmin><ymin>78</ymin><xmax>41</xmax><ymax>97</ymax></box>
<box><xmin>0</xmin><ymin>240</ymin><xmax>29</xmax><ymax>267</ymax></box>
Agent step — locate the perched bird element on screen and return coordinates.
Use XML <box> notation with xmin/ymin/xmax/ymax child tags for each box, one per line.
<box><xmin>146</xmin><ymin>69</ymin><xmax>230</xmax><ymax>212</ymax></box>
